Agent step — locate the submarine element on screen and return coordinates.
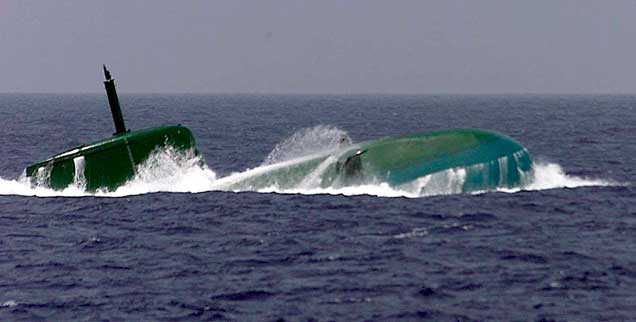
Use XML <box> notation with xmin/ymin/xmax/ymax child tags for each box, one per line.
<box><xmin>25</xmin><ymin>66</ymin><xmax>533</xmax><ymax>194</ymax></box>
<box><xmin>214</xmin><ymin>128</ymin><xmax>533</xmax><ymax>194</ymax></box>
<box><xmin>25</xmin><ymin>66</ymin><xmax>198</xmax><ymax>191</ymax></box>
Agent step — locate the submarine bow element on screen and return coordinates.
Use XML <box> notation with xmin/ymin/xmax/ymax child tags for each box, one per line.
<box><xmin>215</xmin><ymin>129</ymin><xmax>533</xmax><ymax>194</ymax></box>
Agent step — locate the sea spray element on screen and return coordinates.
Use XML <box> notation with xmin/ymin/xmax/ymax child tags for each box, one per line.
<box><xmin>210</xmin><ymin>152</ymin><xmax>332</xmax><ymax>192</ymax></box>
<box><xmin>106</xmin><ymin>146</ymin><xmax>216</xmax><ymax>196</ymax></box>
<box><xmin>297</xmin><ymin>156</ymin><xmax>339</xmax><ymax>189</ymax></box>
<box><xmin>263</xmin><ymin>125</ymin><xmax>352</xmax><ymax>165</ymax></box>
<box><xmin>498</xmin><ymin>161</ymin><xmax>615</xmax><ymax>193</ymax></box>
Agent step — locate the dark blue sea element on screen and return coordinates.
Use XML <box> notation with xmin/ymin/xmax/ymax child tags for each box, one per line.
<box><xmin>1</xmin><ymin>94</ymin><xmax>635</xmax><ymax>321</ymax></box>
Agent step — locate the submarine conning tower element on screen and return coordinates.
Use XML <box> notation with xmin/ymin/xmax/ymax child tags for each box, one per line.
<box><xmin>24</xmin><ymin>65</ymin><xmax>199</xmax><ymax>191</ymax></box>
<box><xmin>103</xmin><ymin>65</ymin><xmax>128</xmax><ymax>135</ymax></box>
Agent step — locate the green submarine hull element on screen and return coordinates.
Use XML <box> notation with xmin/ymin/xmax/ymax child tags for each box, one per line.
<box><xmin>27</xmin><ymin>126</ymin><xmax>531</xmax><ymax>193</ymax></box>
<box><xmin>217</xmin><ymin>129</ymin><xmax>533</xmax><ymax>194</ymax></box>
<box><xmin>26</xmin><ymin>125</ymin><xmax>197</xmax><ymax>191</ymax></box>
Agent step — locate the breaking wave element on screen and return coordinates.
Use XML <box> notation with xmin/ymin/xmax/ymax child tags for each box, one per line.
<box><xmin>0</xmin><ymin>126</ymin><xmax>621</xmax><ymax>198</ymax></box>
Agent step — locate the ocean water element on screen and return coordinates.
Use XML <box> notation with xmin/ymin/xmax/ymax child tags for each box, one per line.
<box><xmin>0</xmin><ymin>94</ymin><xmax>634</xmax><ymax>321</ymax></box>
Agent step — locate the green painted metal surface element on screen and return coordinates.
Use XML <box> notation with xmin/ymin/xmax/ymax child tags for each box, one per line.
<box><xmin>26</xmin><ymin>126</ymin><xmax>532</xmax><ymax>194</ymax></box>
<box><xmin>221</xmin><ymin>129</ymin><xmax>533</xmax><ymax>193</ymax></box>
<box><xmin>355</xmin><ymin>129</ymin><xmax>532</xmax><ymax>189</ymax></box>
<box><xmin>26</xmin><ymin>125</ymin><xmax>197</xmax><ymax>191</ymax></box>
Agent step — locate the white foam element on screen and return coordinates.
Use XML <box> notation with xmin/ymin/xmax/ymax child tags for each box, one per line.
<box><xmin>258</xmin><ymin>182</ymin><xmax>416</xmax><ymax>198</ymax></box>
<box><xmin>102</xmin><ymin>146</ymin><xmax>217</xmax><ymax>197</ymax></box>
<box><xmin>498</xmin><ymin>161</ymin><xmax>616</xmax><ymax>193</ymax></box>
<box><xmin>1</xmin><ymin>300</ymin><xmax>18</xmax><ymax>308</ymax></box>
<box><xmin>393</xmin><ymin>227</ymin><xmax>429</xmax><ymax>239</ymax></box>
<box><xmin>0</xmin><ymin>172</ymin><xmax>89</xmax><ymax>197</ymax></box>
<box><xmin>0</xmin><ymin>157</ymin><xmax>619</xmax><ymax>199</ymax></box>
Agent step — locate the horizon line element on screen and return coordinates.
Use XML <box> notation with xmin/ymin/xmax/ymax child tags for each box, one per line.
<box><xmin>2</xmin><ymin>91</ymin><xmax>636</xmax><ymax>96</ymax></box>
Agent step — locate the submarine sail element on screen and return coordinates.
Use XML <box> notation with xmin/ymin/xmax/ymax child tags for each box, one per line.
<box><xmin>103</xmin><ymin>65</ymin><xmax>128</xmax><ymax>135</ymax></box>
<box><xmin>25</xmin><ymin>66</ymin><xmax>199</xmax><ymax>191</ymax></box>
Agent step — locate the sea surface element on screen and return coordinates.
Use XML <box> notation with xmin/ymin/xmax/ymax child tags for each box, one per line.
<box><xmin>0</xmin><ymin>94</ymin><xmax>635</xmax><ymax>321</ymax></box>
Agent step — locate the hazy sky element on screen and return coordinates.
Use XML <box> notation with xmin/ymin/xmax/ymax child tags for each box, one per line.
<box><xmin>1</xmin><ymin>1</ymin><xmax>636</xmax><ymax>94</ymax></box>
